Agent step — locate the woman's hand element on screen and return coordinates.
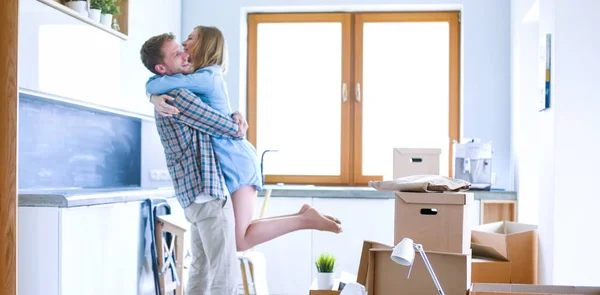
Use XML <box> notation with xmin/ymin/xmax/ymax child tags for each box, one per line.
<box><xmin>150</xmin><ymin>94</ymin><xmax>180</xmax><ymax>117</ymax></box>
<box><xmin>232</xmin><ymin>111</ymin><xmax>248</xmax><ymax>137</ymax></box>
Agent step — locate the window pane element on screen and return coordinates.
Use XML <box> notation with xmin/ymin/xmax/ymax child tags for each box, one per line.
<box><xmin>256</xmin><ymin>23</ymin><xmax>342</xmax><ymax>176</ymax></box>
<box><xmin>362</xmin><ymin>22</ymin><xmax>450</xmax><ymax>179</ymax></box>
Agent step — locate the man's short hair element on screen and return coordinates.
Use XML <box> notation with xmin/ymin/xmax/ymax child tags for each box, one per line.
<box><xmin>140</xmin><ymin>33</ymin><xmax>175</xmax><ymax>75</ymax></box>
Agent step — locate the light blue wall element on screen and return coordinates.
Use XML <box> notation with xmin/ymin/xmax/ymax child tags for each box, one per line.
<box><xmin>181</xmin><ymin>0</ymin><xmax>512</xmax><ymax>189</ymax></box>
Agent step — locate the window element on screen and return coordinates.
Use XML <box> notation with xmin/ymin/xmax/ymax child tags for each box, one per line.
<box><xmin>247</xmin><ymin>12</ymin><xmax>460</xmax><ymax>186</ymax></box>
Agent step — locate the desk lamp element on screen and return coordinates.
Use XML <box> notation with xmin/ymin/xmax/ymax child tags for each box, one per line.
<box><xmin>390</xmin><ymin>238</ymin><xmax>445</xmax><ymax>295</ymax></box>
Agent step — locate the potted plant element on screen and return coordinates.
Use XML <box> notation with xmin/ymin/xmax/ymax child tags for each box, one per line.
<box><xmin>64</xmin><ymin>0</ymin><xmax>87</xmax><ymax>17</ymax></box>
<box><xmin>100</xmin><ymin>0</ymin><xmax>120</xmax><ymax>27</ymax></box>
<box><xmin>315</xmin><ymin>253</ymin><xmax>336</xmax><ymax>290</ymax></box>
<box><xmin>88</xmin><ymin>0</ymin><xmax>102</xmax><ymax>22</ymax></box>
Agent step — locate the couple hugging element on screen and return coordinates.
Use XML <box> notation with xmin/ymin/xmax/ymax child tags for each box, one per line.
<box><xmin>140</xmin><ymin>26</ymin><xmax>342</xmax><ymax>294</ymax></box>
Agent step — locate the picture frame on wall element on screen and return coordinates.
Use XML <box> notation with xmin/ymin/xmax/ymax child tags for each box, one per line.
<box><xmin>539</xmin><ymin>33</ymin><xmax>551</xmax><ymax>111</ymax></box>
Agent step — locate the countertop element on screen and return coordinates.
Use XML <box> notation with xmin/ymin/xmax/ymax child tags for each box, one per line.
<box><xmin>18</xmin><ymin>187</ymin><xmax>177</xmax><ymax>208</ymax></box>
<box><xmin>259</xmin><ymin>185</ymin><xmax>517</xmax><ymax>200</ymax></box>
<box><xmin>18</xmin><ymin>185</ymin><xmax>516</xmax><ymax>208</ymax></box>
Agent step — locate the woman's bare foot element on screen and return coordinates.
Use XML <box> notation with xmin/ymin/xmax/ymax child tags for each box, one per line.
<box><xmin>302</xmin><ymin>207</ymin><xmax>342</xmax><ymax>233</ymax></box>
<box><xmin>298</xmin><ymin>204</ymin><xmax>341</xmax><ymax>224</ymax></box>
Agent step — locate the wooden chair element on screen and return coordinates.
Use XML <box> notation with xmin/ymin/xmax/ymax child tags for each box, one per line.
<box><xmin>155</xmin><ymin>214</ymin><xmax>188</xmax><ymax>295</ymax></box>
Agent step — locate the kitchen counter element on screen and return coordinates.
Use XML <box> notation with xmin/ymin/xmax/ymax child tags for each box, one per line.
<box><xmin>18</xmin><ymin>187</ymin><xmax>176</xmax><ymax>208</ymax></box>
<box><xmin>258</xmin><ymin>184</ymin><xmax>517</xmax><ymax>201</ymax></box>
<box><xmin>18</xmin><ymin>185</ymin><xmax>516</xmax><ymax>208</ymax></box>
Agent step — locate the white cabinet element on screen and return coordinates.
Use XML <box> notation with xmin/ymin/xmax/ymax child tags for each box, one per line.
<box><xmin>61</xmin><ymin>203</ymin><xmax>144</xmax><ymax>295</ymax></box>
<box><xmin>311</xmin><ymin>198</ymin><xmax>395</xmax><ymax>283</ymax></box>
<box><xmin>252</xmin><ymin>197</ymin><xmax>314</xmax><ymax>295</ymax></box>
<box><xmin>18</xmin><ymin>201</ymin><xmax>157</xmax><ymax>295</ymax></box>
<box><xmin>18</xmin><ymin>207</ymin><xmax>60</xmax><ymax>295</ymax></box>
<box><xmin>18</xmin><ymin>0</ymin><xmax>181</xmax><ymax>117</ymax></box>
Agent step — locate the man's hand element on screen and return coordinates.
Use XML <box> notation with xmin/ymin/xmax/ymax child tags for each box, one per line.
<box><xmin>151</xmin><ymin>94</ymin><xmax>180</xmax><ymax>117</ymax></box>
<box><xmin>232</xmin><ymin>111</ymin><xmax>248</xmax><ymax>137</ymax></box>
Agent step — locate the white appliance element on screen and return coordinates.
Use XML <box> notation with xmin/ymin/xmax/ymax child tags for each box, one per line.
<box><xmin>454</xmin><ymin>140</ymin><xmax>493</xmax><ymax>190</ymax></box>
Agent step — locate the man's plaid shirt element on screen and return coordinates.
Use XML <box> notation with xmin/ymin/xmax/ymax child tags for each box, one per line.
<box><xmin>154</xmin><ymin>89</ymin><xmax>241</xmax><ymax>208</ymax></box>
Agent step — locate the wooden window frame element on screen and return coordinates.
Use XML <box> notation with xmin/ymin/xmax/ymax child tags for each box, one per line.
<box><xmin>1</xmin><ymin>0</ymin><xmax>18</xmax><ymax>294</ymax></box>
<box><xmin>247</xmin><ymin>11</ymin><xmax>460</xmax><ymax>186</ymax></box>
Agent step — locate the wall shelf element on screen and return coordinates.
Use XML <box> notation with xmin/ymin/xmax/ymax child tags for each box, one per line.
<box><xmin>37</xmin><ymin>0</ymin><xmax>129</xmax><ymax>40</ymax></box>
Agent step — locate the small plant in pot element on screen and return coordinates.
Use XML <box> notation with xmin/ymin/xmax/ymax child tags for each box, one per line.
<box><xmin>100</xmin><ymin>0</ymin><xmax>120</xmax><ymax>27</ymax></box>
<box><xmin>64</xmin><ymin>0</ymin><xmax>87</xmax><ymax>17</ymax></box>
<box><xmin>88</xmin><ymin>0</ymin><xmax>102</xmax><ymax>22</ymax></box>
<box><xmin>315</xmin><ymin>253</ymin><xmax>336</xmax><ymax>290</ymax></box>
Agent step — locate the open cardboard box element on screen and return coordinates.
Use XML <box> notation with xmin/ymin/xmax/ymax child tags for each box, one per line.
<box><xmin>395</xmin><ymin>192</ymin><xmax>473</xmax><ymax>254</ymax></box>
<box><xmin>471</xmin><ymin>221</ymin><xmax>538</xmax><ymax>284</ymax></box>
<box><xmin>472</xmin><ymin>258</ymin><xmax>511</xmax><ymax>283</ymax></box>
<box><xmin>470</xmin><ymin>283</ymin><xmax>600</xmax><ymax>295</ymax></box>
<box><xmin>357</xmin><ymin>240</ymin><xmax>471</xmax><ymax>295</ymax></box>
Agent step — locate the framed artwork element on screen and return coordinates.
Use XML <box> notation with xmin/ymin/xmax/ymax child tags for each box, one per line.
<box><xmin>539</xmin><ymin>33</ymin><xmax>551</xmax><ymax>111</ymax></box>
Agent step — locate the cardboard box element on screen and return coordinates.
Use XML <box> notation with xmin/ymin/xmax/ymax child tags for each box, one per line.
<box><xmin>470</xmin><ymin>283</ymin><xmax>600</xmax><ymax>295</ymax></box>
<box><xmin>472</xmin><ymin>258</ymin><xmax>511</xmax><ymax>283</ymax></box>
<box><xmin>471</xmin><ymin>221</ymin><xmax>538</xmax><ymax>284</ymax></box>
<box><xmin>357</xmin><ymin>241</ymin><xmax>471</xmax><ymax>295</ymax></box>
<box><xmin>393</xmin><ymin>148</ymin><xmax>441</xmax><ymax>178</ymax></box>
<box><xmin>394</xmin><ymin>192</ymin><xmax>473</xmax><ymax>254</ymax></box>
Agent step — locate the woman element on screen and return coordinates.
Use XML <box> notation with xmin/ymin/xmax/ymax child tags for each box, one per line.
<box><xmin>148</xmin><ymin>26</ymin><xmax>342</xmax><ymax>251</ymax></box>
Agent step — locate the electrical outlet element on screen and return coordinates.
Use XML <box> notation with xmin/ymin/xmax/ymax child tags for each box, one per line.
<box><xmin>150</xmin><ymin>169</ymin><xmax>171</xmax><ymax>181</ymax></box>
<box><xmin>159</xmin><ymin>170</ymin><xmax>171</xmax><ymax>181</ymax></box>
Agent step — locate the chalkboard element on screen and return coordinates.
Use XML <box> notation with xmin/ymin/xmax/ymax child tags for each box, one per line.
<box><xmin>18</xmin><ymin>93</ymin><xmax>141</xmax><ymax>189</ymax></box>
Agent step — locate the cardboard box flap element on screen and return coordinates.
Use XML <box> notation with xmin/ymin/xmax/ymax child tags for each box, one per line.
<box><xmin>505</xmin><ymin>222</ymin><xmax>538</xmax><ymax>235</ymax></box>
<box><xmin>472</xmin><ymin>243</ymin><xmax>509</xmax><ymax>261</ymax></box>
<box><xmin>357</xmin><ymin>240</ymin><xmax>391</xmax><ymax>286</ymax></box>
<box><xmin>396</xmin><ymin>192</ymin><xmax>473</xmax><ymax>205</ymax></box>
<box><xmin>473</xmin><ymin>221</ymin><xmax>538</xmax><ymax>236</ymax></box>
<box><xmin>473</xmin><ymin>221</ymin><xmax>508</xmax><ymax>234</ymax></box>
<box><xmin>471</xmin><ymin>283</ymin><xmax>600</xmax><ymax>294</ymax></box>
<box><xmin>471</xmin><ymin>229</ymin><xmax>509</xmax><ymax>259</ymax></box>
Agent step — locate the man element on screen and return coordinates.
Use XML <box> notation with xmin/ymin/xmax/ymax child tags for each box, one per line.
<box><xmin>140</xmin><ymin>33</ymin><xmax>243</xmax><ymax>295</ymax></box>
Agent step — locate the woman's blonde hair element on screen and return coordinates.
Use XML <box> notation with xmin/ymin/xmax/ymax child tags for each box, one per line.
<box><xmin>189</xmin><ymin>26</ymin><xmax>227</xmax><ymax>72</ymax></box>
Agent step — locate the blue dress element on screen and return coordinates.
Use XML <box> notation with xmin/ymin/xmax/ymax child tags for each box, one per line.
<box><xmin>146</xmin><ymin>65</ymin><xmax>262</xmax><ymax>194</ymax></box>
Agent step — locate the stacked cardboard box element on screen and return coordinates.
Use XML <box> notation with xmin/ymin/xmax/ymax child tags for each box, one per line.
<box><xmin>354</xmin><ymin>191</ymin><xmax>474</xmax><ymax>295</ymax></box>
<box><xmin>336</xmin><ymin>148</ymin><xmax>539</xmax><ymax>295</ymax></box>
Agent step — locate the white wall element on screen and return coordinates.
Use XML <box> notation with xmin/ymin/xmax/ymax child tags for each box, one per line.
<box><xmin>512</xmin><ymin>0</ymin><xmax>600</xmax><ymax>286</ymax></box>
<box><xmin>141</xmin><ymin>119</ymin><xmax>172</xmax><ymax>188</ymax></box>
<box><xmin>510</xmin><ymin>0</ymin><xmax>557</xmax><ymax>284</ymax></box>
<box><xmin>18</xmin><ymin>0</ymin><xmax>182</xmax><ymax>118</ymax></box>
<box><xmin>551</xmin><ymin>0</ymin><xmax>600</xmax><ymax>286</ymax></box>
<box><xmin>181</xmin><ymin>0</ymin><xmax>513</xmax><ymax>190</ymax></box>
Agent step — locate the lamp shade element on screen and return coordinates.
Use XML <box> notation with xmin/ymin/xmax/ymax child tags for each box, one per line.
<box><xmin>390</xmin><ymin>237</ymin><xmax>415</xmax><ymax>266</ymax></box>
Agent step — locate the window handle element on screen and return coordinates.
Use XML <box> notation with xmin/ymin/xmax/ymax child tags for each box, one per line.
<box><xmin>342</xmin><ymin>83</ymin><xmax>348</xmax><ymax>103</ymax></box>
<box><xmin>356</xmin><ymin>82</ymin><xmax>361</xmax><ymax>103</ymax></box>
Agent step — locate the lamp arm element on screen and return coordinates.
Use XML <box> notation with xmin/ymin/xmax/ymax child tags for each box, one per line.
<box><xmin>414</xmin><ymin>244</ymin><xmax>445</xmax><ymax>295</ymax></box>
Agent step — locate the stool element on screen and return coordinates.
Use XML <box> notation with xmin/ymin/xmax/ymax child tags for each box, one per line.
<box><xmin>238</xmin><ymin>250</ymin><xmax>269</xmax><ymax>295</ymax></box>
<box><xmin>155</xmin><ymin>214</ymin><xmax>188</xmax><ymax>295</ymax></box>
<box><xmin>237</xmin><ymin>189</ymin><xmax>272</xmax><ymax>295</ymax></box>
